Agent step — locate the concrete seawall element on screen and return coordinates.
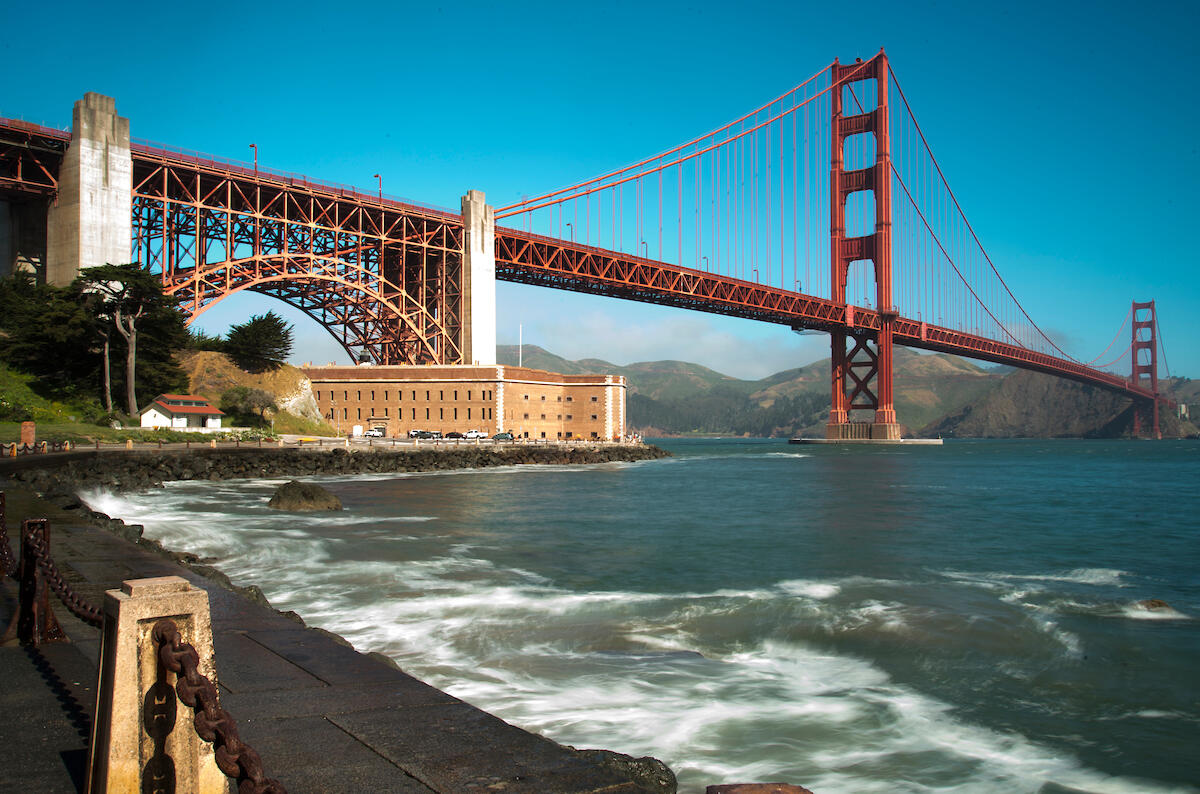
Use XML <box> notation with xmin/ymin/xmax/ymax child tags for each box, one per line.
<box><xmin>1</xmin><ymin>445</ymin><xmax>677</xmax><ymax>792</ymax></box>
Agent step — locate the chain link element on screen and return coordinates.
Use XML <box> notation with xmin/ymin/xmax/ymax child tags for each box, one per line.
<box><xmin>153</xmin><ymin>619</ymin><xmax>287</xmax><ymax>794</ymax></box>
<box><xmin>24</xmin><ymin>528</ymin><xmax>103</xmax><ymax>627</ymax></box>
<box><xmin>0</xmin><ymin>493</ymin><xmax>16</xmax><ymax>577</ymax></box>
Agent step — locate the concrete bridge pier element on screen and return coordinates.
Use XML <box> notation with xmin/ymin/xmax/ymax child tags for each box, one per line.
<box><xmin>461</xmin><ymin>189</ymin><xmax>497</xmax><ymax>365</ymax></box>
<box><xmin>46</xmin><ymin>92</ymin><xmax>131</xmax><ymax>286</ymax></box>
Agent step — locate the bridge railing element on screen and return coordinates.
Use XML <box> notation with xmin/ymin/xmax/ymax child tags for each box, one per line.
<box><xmin>130</xmin><ymin>137</ymin><xmax>458</xmax><ymax>218</ymax></box>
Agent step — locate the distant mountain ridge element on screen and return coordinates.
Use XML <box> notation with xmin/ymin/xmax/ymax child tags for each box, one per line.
<box><xmin>497</xmin><ymin>345</ymin><xmax>1198</xmax><ymax>438</ymax></box>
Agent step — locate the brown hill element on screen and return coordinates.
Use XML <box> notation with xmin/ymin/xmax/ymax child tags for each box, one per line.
<box><xmin>177</xmin><ymin>351</ymin><xmax>325</xmax><ymax>424</ymax></box>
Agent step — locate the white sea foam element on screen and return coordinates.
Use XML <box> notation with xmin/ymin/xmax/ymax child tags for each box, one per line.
<box><xmin>1120</xmin><ymin>602</ymin><xmax>1191</xmax><ymax>620</ymax></box>
<box><xmin>777</xmin><ymin>580</ymin><xmax>841</xmax><ymax>599</ymax></box>
<box><xmin>940</xmin><ymin>567</ymin><xmax>1129</xmax><ymax>588</ymax></box>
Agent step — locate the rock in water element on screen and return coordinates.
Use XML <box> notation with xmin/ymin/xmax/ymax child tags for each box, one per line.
<box><xmin>572</xmin><ymin>749</ymin><xmax>677</xmax><ymax>794</ymax></box>
<box><xmin>267</xmin><ymin>480</ymin><xmax>343</xmax><ymax>511</ymax></box>
<box><xmin>1135</xmin><ymin>598</ymin><xmax>1172</xmax><ymax>611</ymax></box>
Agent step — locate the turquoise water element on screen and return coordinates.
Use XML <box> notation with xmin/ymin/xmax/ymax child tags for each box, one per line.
<box><xmin>89</xmin><ymin>439</ymin><xmax>1200</xmax><ymax>793</ymax></box>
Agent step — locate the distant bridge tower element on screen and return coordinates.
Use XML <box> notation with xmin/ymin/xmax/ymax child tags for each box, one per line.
<box><xmin>1131</xmin><ymin>300</ymin><xmax>1161</xmax><ymax>439</ymax></box>
<box><xmin>826</xmin><ymin>51</ymin><xmax>900</xmax><ymax>441</ymax></box>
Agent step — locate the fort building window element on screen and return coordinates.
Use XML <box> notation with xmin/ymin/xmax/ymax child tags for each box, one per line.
<box><xmin>454</xmin><ymin>408</ymin><xmax>458</xmax><ymax>419</ymax></box>
<box><xmin>566</xmin><ymin>415</ymin><xmax>573</xmax><ymax>420</ymax></box>
<box><xmin>454</xmin><ymin>390</ymin><xmax>458</xmax><ymax>400</ymax></box>
<box><xmin>371</xmin><ymin>390</ymin><xmax>375</xmax><ymax>401</ymax></box>
<box><xmin>343</xmin><ymin>408</ymin><xmax>348</xmax><ymax>419</ymax></box>
<box><xmin>316</xmin><ymin>390</ymin><xmax>321</xmax><ymax>400</ymax></box>
<box><xmin>357</xmin><ymin>408</ymin><xmax>362</xmax><ymax>419</ymax></box>
<box><xmin>467</xmin><ymin>408</ymin><xmax>471</xmax><ymax>419</ymax></box>
<box><xmin>425</xmin><ymin>408</ymin><xmax>430</xmax><ymax>419</ymax></box>
<box><xmin>344</xmin><ymin>390</ymin><xmax>348</xmax><ymax>401</ymax></box>
<box><xmin>385</xmin><ymin>390</ymin><xmax>389</xmax><ymax>401</ymax></box>
<box><xmin>439</xmin><ymin>408</ymin><xmax>444</xmax><ymax>419</ymax></box>
<box><xmin>591</xmin><ymin>414</ymin><xmax>598</xmax><ymax>420</ymax></box>
<box><xmin>439</xmin><ymin>390</ymin><xmax>444</xmax><ymax>401</ymax></box>
<box><xmin>468</xmin><ymin>390</ymin><xmax>472</xmax><ymax>401</ymax></box>
<box><xmin>426</xmin><ymin>390</ymin><xmax>431</xmax><ymax>401</ymax></box>
<box><xmin>591</xmin><ymin>396</ymin><xmax>598</xmax><ymax>402</ymax></box>
<box><xmin>566</xmin><ymin>397</ymin><xmax>573</xmax><ymax>402</ymax></box>
<box><xmin>540</xmin><ymin>414</ymin><xmax>546</xmax><ymax>420</ymax></box>
<box><xmin>523</xmin><ymin>413</ymin><xmax>529</xmax><ymax>420</ymax></box>
<box><xmin>357</xmin><ymin>390</ymin><xmax>362</xmax><ymax>401</ymax></box>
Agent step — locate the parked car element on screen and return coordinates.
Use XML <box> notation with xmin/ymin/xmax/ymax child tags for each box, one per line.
<box><xmin>364</xmin><ymin>427</ymin><xmax>385</xmax><ymax>438</ymax></box>
<box><xmin>492</xmin><ymin>432</ymin><xmax>514</xmax><ymax>441</ymax></box>
<box><xmin>415</xmin><ymin>430</ymin><xmax>436</xmax><ymax>439</ymax></box>
<box><xmin>445</xmin><ymin>431</ymin><xmax>464</xmax><ymax>439</ymax></box>
<box><xmin>464</xmin><ymin>429</ymin><xmax>487</xmax><ymax>439</ymax></box>
<box><xmin>408</xmin><ymin>429</ymin><xmax>423</xmax><ymax>438</ymax></box>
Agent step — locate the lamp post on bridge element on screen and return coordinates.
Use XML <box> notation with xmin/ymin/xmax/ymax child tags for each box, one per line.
<box><xmin>373</xmin><ymin>174</ymin><xmax>382</xmax><ymax>202</ymax></box>
<box><xmin>640</xmin><ymin>240</ymin><xmax>647</xmax><ymax>259</ymax></box>
<box><xmin>249</xmin><ymin>143</ymin><xmax>257</xmax><ymax>175</ymax></box>
<box><xmin>565</xmin><ymin>222</ymin><xmax>573</xmax><ymax>241</ymax></box>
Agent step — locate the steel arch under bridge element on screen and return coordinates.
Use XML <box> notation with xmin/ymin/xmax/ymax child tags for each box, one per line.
<box><xmin>130</xmin><ymin>145</ymin><xmax>465</xmax><ymax>365</ymax></box>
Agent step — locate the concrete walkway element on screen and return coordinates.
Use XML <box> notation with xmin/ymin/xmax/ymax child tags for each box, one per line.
<box><xmin>0</xmin><ymin>482</ymin><xmax>658</xmax><ymax>793</ymax></box>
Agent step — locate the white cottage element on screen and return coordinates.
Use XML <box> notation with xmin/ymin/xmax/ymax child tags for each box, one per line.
<box><xmin>139</xmin><ymin>394</ymin><xmax>224</xmax><ymax>430</ymax></box>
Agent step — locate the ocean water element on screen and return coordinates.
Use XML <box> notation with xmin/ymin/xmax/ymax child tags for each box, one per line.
<box><xmin>84</xmin><ymin>438</ymin><xmax>1200</xmax><ymax>793</ymax></box>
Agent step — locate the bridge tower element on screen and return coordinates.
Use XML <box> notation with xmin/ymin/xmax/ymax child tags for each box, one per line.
<box><xmin>1131</xmin><ymin>300</ymin><xmax>1161</xmax><ymax>439</ymax></box>
<box><xmin>46</xmin><ymin>93</ymin><xmax>132</xmax><ymax>285</ymax></box>
<box><xmin>826</xmin><ymin>51</ymin><xmax>900</xmax><ymax>441</ymax></box>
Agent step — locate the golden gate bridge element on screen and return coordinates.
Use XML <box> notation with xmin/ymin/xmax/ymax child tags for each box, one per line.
<box><xmin>0</xmin><ymin>50</ymin><xmax>1168</xmax><ymax>438</ymax></box>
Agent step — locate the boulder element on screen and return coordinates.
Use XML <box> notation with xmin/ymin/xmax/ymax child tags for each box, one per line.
<box><xmin>1134</xmin><ymin>598</ymin><xmax>1172</xmax><ymax>611</ymax></box>
<box><xmin>573</xmin><ymin>749</ymin><xmax>677</xmax><ymax>794</ymax></box>
<box><xmin>267</xmin><ymin>480</ymin><xmax>343</xmax><ymax>511</ymax></box>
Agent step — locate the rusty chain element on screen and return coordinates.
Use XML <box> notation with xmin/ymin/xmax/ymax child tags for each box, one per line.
<box><xmin>1</xmin><ymin>441</ymin><xmax>71</xmax><ymax>456</ymax></box>
<box><xmin>153</xmin><ymin>619</ymin><xmax>287</xmax><ymax>794</ymax></box>
<box><xmin>0</xmin><ymin>493</ymin><xmax>16</xmax><ymax>577</ymax></box>
<box><xmin>23</xmin><ymin>523</ymin><xmax>103</xmax><ymax>627</ymax></box>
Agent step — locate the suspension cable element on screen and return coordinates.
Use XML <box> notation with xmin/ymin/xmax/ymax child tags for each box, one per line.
<box><xmin>888</xmin><ymin>67</ymin><xmax>1078</xmax><ymax>362</ymax></box>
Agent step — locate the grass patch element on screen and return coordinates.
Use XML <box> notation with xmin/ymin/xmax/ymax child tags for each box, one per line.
<box><xmin>272</xmin><ymin>411</ymin><xmax>338</xmax><ymax>437</ymax></box>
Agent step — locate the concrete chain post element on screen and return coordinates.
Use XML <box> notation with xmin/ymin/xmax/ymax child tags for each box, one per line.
<box><xmin>87</xmin><ymin>576</ymin><xmax>233</xmax><ymax>794</ymax></box>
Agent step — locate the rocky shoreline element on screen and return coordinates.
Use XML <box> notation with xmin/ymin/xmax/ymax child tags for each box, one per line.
<box><xmin>5</xmin><ymin>443</ymin><xmax>672</xmax><ymax>494</ymax></box>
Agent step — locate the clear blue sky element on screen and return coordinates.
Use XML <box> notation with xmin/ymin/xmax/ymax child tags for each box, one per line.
<box><xmin>4</xmin><ymin>0</ymin><xmax>1196</xmax><ymax>379</ymax></box>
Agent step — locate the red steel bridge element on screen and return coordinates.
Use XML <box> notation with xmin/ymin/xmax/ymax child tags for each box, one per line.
<box><xmin>0</xmin><ymin>50</ymin><xmax>1168</xmax><ymax>438</ymax></box>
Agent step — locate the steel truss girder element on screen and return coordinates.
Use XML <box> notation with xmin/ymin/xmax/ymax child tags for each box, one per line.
<box><xmin>0</xmin><ymin>121</ymin><xmax>67</xmax><ymax>198</ymax></box>
<box><xmin>494</xmin><ymin>228</ymin><xmax>1154</xmax><ymax>401</ymax></box>
<box><xmin>130</xmin><ymin>153</ymin><xmax>464</xmax><ymax>365</ymax></box>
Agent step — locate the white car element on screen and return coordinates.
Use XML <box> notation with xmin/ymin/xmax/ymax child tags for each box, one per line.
<box><xmin>364</xmin><ymin>428</ymin><xmax>386</xmax><ymax>438</ymax></box>
<box><xmin>463</xmin><ymin>429</ymin><xmax>488</xmax><ymax>439</ymax></box>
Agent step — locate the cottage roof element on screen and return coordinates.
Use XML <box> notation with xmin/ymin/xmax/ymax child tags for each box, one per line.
<box><xmin>141</xmin><ymin>394</ymin><xmax>225</xmax><ymax>416</ymax></box>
